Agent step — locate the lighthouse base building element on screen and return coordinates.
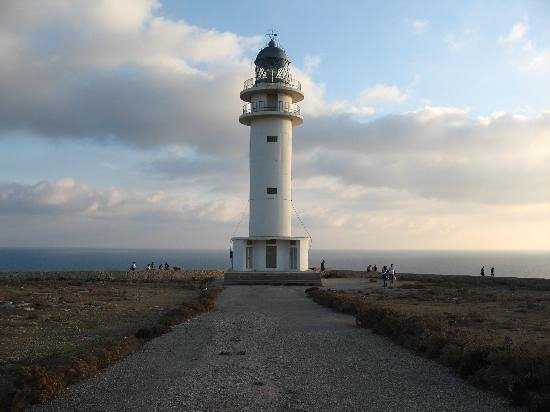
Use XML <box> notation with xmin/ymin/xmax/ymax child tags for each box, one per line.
<box><xmin>230</xmin><ymin>237</ymin><xmax>310</xmax><ymax>272</ymax></box>
<box><xmin>224</xmin><ymin>36</ymin><xmax>320</xmax><ymax>286</ymax></box>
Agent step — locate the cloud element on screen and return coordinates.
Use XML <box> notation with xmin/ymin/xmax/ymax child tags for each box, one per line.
<box><xmin>358</xmin><ymin>84</ymin><xmax>408</xmax><ymax>103</ymax></box>
<box><xmin>303</xmin><ymin>54</ymin><xmax>321</xmax><ymax>73</ymax></box>
<box><xmin>528</xmin><ymin>48</ymin><xmax>550</xmax><ymax>72</ymax></box>
<box><xmin>294</xmin><ymin>107</ymin><xmax>550</xmax><ymax>205</ymax></box>
<box><xmin>498</xmin><ymin>21</ymin><xmax>528</xmax><ymax>45</ymax></box>
<box><xmin>497</xmin><ymin>20</ymin><xmax>550</xmax><ymax>73</ymax></box>
<box><xmin>406</xmin><ymin>19</ymin><xmax>429</xmax><ymax>34</ymax></box>
<box><xmin>0</xmin><ymin>178</ymin><xmax>245</xmax><ymax>223</ymax></box>
<box><xmin>0</xmin><ymin>0</ymin><xmax>261</xmax><ymax>153</ymax></box>
<box><xmin>443</xmin><ymin>29</ymin><xmax>475</xmax><ymax>51</ymax></box>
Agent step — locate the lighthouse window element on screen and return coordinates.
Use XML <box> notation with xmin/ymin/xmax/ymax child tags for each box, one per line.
<box><xmin>267</xmin><ymin>187</ymin><xmax>277</xmax><ymax>195</ymax></box>
<box><xmin>267</xmin><ymin>135</ymin><xmax>278</xmax><ymax>142</ymax></box>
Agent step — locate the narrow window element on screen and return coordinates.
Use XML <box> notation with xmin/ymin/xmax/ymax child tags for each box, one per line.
<box><xmin>267</xmin><ymin>187</ymin><xmax>277</xmax><ymax>195</ymax></box>
<box><xmin>246</xmin><ymin>246</ymin><xmax>253</xmax><ymax>269</ymax></box>
<box><xmin>267</xmin><ymin>135</ymin><xmax>278</xmax><ymax>142</ymax></box>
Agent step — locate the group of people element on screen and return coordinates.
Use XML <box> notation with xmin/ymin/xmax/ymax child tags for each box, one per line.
<box><xmin>366</xmin><ymin>263</ymin><xmax>397</xmax><ymax>287</ymax></box>
<box><xmin>129</xmin><ymin>261</ymin><xmax>172</xmax><ymax>271</ymax></box>
<box><xmin>381</xmin><ymin>264</ymin><xmax>397</xmax><ymax>287</ymax></box>
<box><xmin>480</xmin><ymin>266</ymin><xmax>495</xmax><ymax>277</ymax></box>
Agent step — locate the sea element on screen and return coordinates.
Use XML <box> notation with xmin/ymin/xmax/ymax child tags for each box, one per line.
<box><xmin>0</xmin><ymin>248</ymin><xmax>549</xmax><ymax>278</ymax></box>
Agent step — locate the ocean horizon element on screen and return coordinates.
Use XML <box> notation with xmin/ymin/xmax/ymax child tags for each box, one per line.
<box><xmin>0</xmin><ymin>247</ymin><xmax>548</xmax><ymax>279</ymax></box>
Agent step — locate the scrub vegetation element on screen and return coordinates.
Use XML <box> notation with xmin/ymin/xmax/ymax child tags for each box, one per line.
<box><xmin>0</xmin><ymin>271</ymin><xmax>222</xmax><ymax>411</ymax></box>
<box><xmin>307</xmin><ymin>272</ymin><xmax>550</xmax><ymax>411</ymax></box>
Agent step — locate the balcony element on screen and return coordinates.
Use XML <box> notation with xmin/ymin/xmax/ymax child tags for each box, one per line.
<box><xmin>243</xmin><ymin>77</ymin><xmax>301</xmax><ymax>91</ymax></box>
<box><xmin>240</xmin><ymin>77</ymin><xmax>304</xmax><ymax>103</ymax></box>
<box><xmin>239</xmin><ymin>101</ymin><xmax>303</xmax><ymax>126</ymax></box>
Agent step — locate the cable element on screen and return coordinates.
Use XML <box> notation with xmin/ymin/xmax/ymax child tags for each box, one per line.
<box><xmin>229</xmin><ymin>206</ymin><xmax>248</xmax><ymax>241</ymax></box>
<box><xmin>291</xmin><ymin>200</ymin><xmax>313</xmax><ymax>247</ymax></box>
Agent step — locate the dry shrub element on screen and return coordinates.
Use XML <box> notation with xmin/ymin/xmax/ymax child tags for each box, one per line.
<box><xmin>306</xmin><ymin>287</ymin><xmax>360</xmax><ymax>315</ymax></box>
<box><xmin>305</xmin><ymin>287</ymin><xmax>550</xmax><ymax>410</ymax></box>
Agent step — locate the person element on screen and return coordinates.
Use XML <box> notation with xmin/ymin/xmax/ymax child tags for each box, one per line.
<box><xmin>158</xmin><ymin>263</ymin><xmax>163</xmax><ymax>270</ymax></box>
<box><xmin>229</xmin><ymin>248</ymin><xmax>233</xmax><ymax>270</ymax></box>
<box><xmin>480</xmin><ymin>266</ymin><xmax>485</xmax><ymax>276</ymax></box>
<box><xmin>164</xmin><ymin>262</ymin><xmax>169</xmax><ymax>270</ymax></box>
<box><xmin>366</xmin><ymin>264</ymin><xmax>371</xmax><ymax>273</ymax></box>
<box><xmin>389</xmin><ymin>264</ymin><xmax>396</xmax><ymax>287</ymax></box>
<box><xmin>130</xmin><ymin>261</ymin><xmax>137</xmax><ymax>271</ymax></box>
<box><xmin>146</xmin><ymin>263</ymin><xmax>151</xmax><ymax>271</ymax></box>
<box><xmin>373</xmin><ymin>265</ymin><xmax>377</xmax><ymax>272</ymax></box>
<box><xmin>320</xmin><ymin>259</ymin><xmax>326</xmax><ymax>276</ymax></box>
<box><xmin>382</xmin><ymin>267</ymin><xmax>388</xmax><ymax>287</ymax></box>
<box><xmin>490</xmin><ymin>266</ymin><xmax>495</xmax><ymax>277</ymax></box>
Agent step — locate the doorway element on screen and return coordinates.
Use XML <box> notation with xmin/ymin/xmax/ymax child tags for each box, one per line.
<box><xmin>266</xmin><ymin>245</ymin><xmax>277</xmax><ymax>268</ymax></box>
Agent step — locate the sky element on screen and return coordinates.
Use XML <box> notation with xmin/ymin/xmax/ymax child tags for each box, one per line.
<box><xmin>0</xmin><ymin>0</ymin><xmax>549</xmax><ymax>250</ymax></box>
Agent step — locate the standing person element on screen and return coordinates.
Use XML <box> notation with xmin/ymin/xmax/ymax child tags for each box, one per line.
<box><xmin>229</xmin><ymin>248</ymin><xmax>233</xmax><ymax>270</ymax></box>
<box><xmin>480</xmin><ymin>266</ymin><xmax>485</xmax><ymax>276</ymax></box>
<box><xmin>130</xmin><ymin>261</ymin><xmax>137</xmax><ymax>271</ymax></box>
<box><xmin>382</xmin><ymin>267</ymin><xmax>388</xmax><ymax>287</ymax></box>
<box><xmin>373</xmin><ymin>265</ymin><xmax>377</xmax><ymax>272</ymax></box>
<box><xmin>389</xmin><ymin>264</ymin><xmax>396</xmax><ymax>287</ymax></box>
<box><xmin>320</xmin><ymin>259</ymin><xmax>326</xmax><ymax>276</ymax></box>
<box><xmin>490</xmin><ymin>266</ymin><xmax>495</xmax><ymax>277</ymax></box>
<box><xmin>164</xmin><ymin>262</ymin><xmax>169</xmax><ymax>270</ymax></box>
<box><xmin>367</xmin><ymin>264</ymin><xmax>371</xmax><ymax>273</ymax></box>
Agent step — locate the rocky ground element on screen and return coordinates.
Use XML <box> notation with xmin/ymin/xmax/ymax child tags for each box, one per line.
<box><xmin>35</xmin><ymin>281</ymin><xmax>521</xmax><ymax>411</ymax></box>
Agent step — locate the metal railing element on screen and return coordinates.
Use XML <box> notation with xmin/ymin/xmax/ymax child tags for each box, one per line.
<box><xmin>243</xmin><ymin>77</ymin><xmax>301</xmax><ymax>91</ymax></box>
<box><xmin>242</xmin><ymin>101</ymin><xmax>301</xmax><ymax>116</ymax></box>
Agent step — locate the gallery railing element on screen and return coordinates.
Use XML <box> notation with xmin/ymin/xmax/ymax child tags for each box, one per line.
<box><xmin>242</xmin><ymin>77</ymin><xmax>301</xmax><ymax>91</ymax></box>
<box><xmin>241</xmin><ymin>102</ymin><xmax>301</xmax><ymax>116</ymax></box>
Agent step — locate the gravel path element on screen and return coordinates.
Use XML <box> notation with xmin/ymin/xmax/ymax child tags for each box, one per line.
<box><xmin>35</xmin><ymin>284</ymin><xmax>521</xmax><ymax>411</ymax></box>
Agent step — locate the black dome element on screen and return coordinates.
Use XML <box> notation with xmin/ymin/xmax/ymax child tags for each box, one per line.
<box><xmin>254</xmin><ymin>39</ymin><xmax>289</xmax><ymax>69</ymax></box>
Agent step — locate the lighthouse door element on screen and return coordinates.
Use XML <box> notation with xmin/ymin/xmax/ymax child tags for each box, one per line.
<box><xmin>266</xmin><ymin>245</ymin><xmax>277</xmax><ymax>268</ymax></box>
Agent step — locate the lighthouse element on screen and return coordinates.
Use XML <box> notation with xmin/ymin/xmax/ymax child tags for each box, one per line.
<box><xmin>228</xmin><ymin>35</ymin><xmax>317</xmax><ymax>284</ymax></box>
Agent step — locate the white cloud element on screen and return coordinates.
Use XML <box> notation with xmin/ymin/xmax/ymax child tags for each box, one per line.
<box><xmin>498</xmin><ymin>21</ymin><xmax>528</xmax><ymax>45</ymax></box>
<box><xmin>406</xmin><ymin>18</ymin><xmax>429</xmax><ymax>34</ymax></box>
<box><xmin>303</xmin><ymin>54</ymin><xmax>321</xmax><ymax>73</ymax></box>
<box><xmin>0</xmin><ymin>0</ymin><xmax>262</xmax><ymax>153</ymax></box>
<box><xmin>528</xmin><ymin>48</ymin><xmax>550</xmax><ymax>72</ymax></box>
<box><xmin>358</xmin><ymin>84</ymin><xmax>408</xmax><ymax>103</ymax></box>
<box><xmin>497</xmin><ymin>20</ymin><xmax>550</xmax><ymax>73</ymax></box>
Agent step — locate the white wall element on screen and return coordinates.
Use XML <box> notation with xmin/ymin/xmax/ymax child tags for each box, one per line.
<box><xmin>299</xmin><ymin>238</ymin><xmax>310</xmax><ymax>271</ymax></box>
<box><xmin>249</xmin><ymin>116</ymin><xmax>293</xmax><ymax>237</ymax></box>
<box><xmin>232</xmin><ymin>239</ymin><xmax>245</xmax><ymax>271</ymax></box>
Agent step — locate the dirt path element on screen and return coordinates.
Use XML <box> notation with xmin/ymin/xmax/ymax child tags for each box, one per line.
<box><xmin>35</xmin><ymin>284</ymin><xmax>521</xmax><ymax>411</ymax></box>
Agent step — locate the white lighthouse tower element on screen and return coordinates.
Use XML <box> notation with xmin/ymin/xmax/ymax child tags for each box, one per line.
<box><xmin>227</xmin><ymin>35</ymin><xmax>318</xmax><ymax>284</ymax></box>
